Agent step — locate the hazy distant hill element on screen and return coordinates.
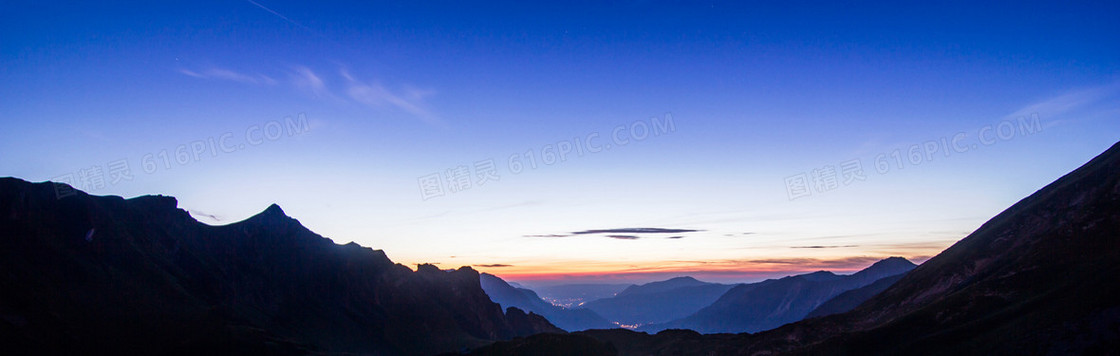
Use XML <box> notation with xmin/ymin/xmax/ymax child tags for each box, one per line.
<box><xmin>644</xmin><ymin>257</ymin><xmax>915</xmax><ymax>333</ymax></box>
<box><xmin>0</xmin><ymin>179</ymin><xmax>560</xmax><ymax>355</ymax></box>
<box><xmin>480</xmin><ymin>273</ymin><xmax>615</xmax><ymax>331</ymax></box>
<box><xmin>579</xmin><ymin>277</ymin><xmax>736</xmax><ymax>326</ymax></box>
<box><xmin>471</xmin><ymin>141</ymin><xmax>1120</xmax><ymax>355</ymax></box>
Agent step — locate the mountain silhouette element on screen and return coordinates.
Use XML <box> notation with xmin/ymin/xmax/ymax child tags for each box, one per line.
<box><xmin>804</xmin><ymin>272</ymin><xmax>907</xmax><ymax>319</ymax></box>
<box><xmin>0</xmin><ymin>179</ymin><xmax>560</xmax><ymax>355</ymax></box>
<box><xmin>467</xmin><ymin>141</ymin><xmax>1120</xmax><ymax>355</ymax></box>
<box><xmin>614</xmin><ymin>276</ymin><xmax>713</xmax><ymax>296</ymax></box>
<box><xmin>770</xmin><ymin>140</ymin><xmax>1120</xmax><ymax>354</ymax></box>
<box><xmin>480</xmin><ymin>273</ymin><xmax>615</xmax><ymax>331</ymax></box>
<box><xmin>644</xmin><ymin>257</ymin><xmax>915</xmax><ymax>333</ymax></box>
<box><xmin>579</xmin><ymin>276</ymin><xmax>736</xmax><ymax>326</ymax></box>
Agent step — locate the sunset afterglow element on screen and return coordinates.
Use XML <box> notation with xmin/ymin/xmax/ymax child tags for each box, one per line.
<box><xmin>3</xmin><ymin>1</ymin><xmax>1118</xmax><ymax>285</ymax></box>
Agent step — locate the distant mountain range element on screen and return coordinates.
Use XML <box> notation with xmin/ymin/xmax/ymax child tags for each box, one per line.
<box><xmin>487</xmin><ymin>259</ymin><xmax>913</xmax><ymax>334</ymax></box>
<box><xmin>465</xmin><ymin>141</ymin><xmax>1120</xmax><ymax>355</ymax></box>
<box><xmin>0</xmin><ymin>179</ymin><xmax>559</xmax><ymax>355</ymax></box>
<box><xmin>480</xmin><ymin>273</ymin><xmax>615</xmax><ymax>331</ymax></box>
<box><xmin>578</xmin><ymin>276</ymin><xmax>736</xmax><ymax>327</ymax></box>
<box><xmin>643</xmin><ymin>257</ymin><xmax>915</xmax><ymax>333</ymax></box>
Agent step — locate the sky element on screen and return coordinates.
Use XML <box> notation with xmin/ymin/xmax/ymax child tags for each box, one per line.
<box><xmin>2</xmin><ymin>1</ymin><xmax>1118</xmax><ymax>285</ymax></box>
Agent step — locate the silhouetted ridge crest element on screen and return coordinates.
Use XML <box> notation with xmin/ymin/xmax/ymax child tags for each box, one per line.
<box><xmin>242</xmin><ymin>203</ymin><xmax>297</xmax><ymax>225</ymax></box>
<box><xmin>262</xmin><ymin>203</ymin><xmax>285</xmax><ymax>216</ymax></box>
<box><xmin>0</xmin><ymin>178</ymin><xmax>560</xmax><ymax>355</ymax></box>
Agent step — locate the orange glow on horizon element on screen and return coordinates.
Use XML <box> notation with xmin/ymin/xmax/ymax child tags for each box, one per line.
<box><xmin>410</xmin><ymin>253</ymin><xmax>938</xmax><ymax>284</ymax></box>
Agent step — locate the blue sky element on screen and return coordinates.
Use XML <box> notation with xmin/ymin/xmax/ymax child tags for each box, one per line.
<box><xmin>2</xmin><ymin>0</ymin><xmax>1118</xmax><ymax>284</ymax></box>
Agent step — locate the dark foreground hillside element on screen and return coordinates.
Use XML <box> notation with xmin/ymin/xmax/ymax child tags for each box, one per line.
<box><xmin>0</xmin><ymin>179</ymin><xmax>559</xmax><ymax>355</ymax></box>
<box><xmin>466</xmin><ymin>141</ymin><xmax>1120</xmax><ymax>355</ymax></box>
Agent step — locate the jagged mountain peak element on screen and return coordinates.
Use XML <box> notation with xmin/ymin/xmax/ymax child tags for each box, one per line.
<box><xmin>0</xmin><ymin>178</ymin><xmax>561</xmax><ymax>354</ymax></box>
<box><xmin>244</xmin><ymin>203</ymin><xmax>293</xmax><ymax>222</ymax></box>
<box><xmin>262</xmin><ymin>203</ymin><xmax>285</xmax><ymax>216</ymax></box>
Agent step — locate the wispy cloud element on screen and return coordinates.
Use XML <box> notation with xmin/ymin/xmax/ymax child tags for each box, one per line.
<box><xmin>179</xmin><ymin>64</ymin><xmax>442</xmax><ymax>126</ymax></box>
<box><xmin>178</xmin><ymin>68</ymin><xmax>277</xmax><ymax>85</ymax></box>
<box><xmin>571</xmin><ymin>227</ymin><xmax>703</xmax><ymax>235</ymax></box>
<box><xmin>341</xmin><ymin>69</ymin><xmax>443</xmax><ymax>127</ymax></box>
<box><xmin>722</xmin><ymin>232</ymin><xmax>756</xmax><ymax>237</ymax></box>
<box><xmin>188</xmin><ymin>209</ymin><xmax>223</xmax><ymax>223</ymax></box>
<box><xmin>1005</xmin><ymin>82</ymin><xmax>1120</xmax><ymax>128</ymax></box>
<box><xmin>524</xmin><ymin>227</ymin><xmax>701</xmax><ymax>240</ymax></box>
<box><xmin>476</xmin><ymin>264</ymin><xmax>513</xmax><ymax>268</ymax></box>
<box><xmin>607</xmin><ymin>235</ymin><xmax>641</xmax><ymax>240</ymax></box>
<box><xmin>790</xmin><ymin>245</ymin><xmax>859</xmax><ymax>249</ymax></box>
<box><xmin>291</xmin><ymin>66</ymin><xmax>329</xmax><ymax>97</ymax></box>
<box><xmin>739</xmin><ymin>256</ymin><xmax>885</xmax><ymax>270</ymax></box>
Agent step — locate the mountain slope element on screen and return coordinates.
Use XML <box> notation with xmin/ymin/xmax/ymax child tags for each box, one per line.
<box><xmin>804</xmin><ymin>273</ymin><xmax>907</xmax><ymax>319</ymax></box>
<box><xmin>579</xmin><ymin>277</ymin><xmax>736</xmax><ymax>326</ymax></box>
<box><xmin>780</xmin><ymin>141</ymin><xmax>1120</xmax><ymax>354</ymax></box>
<box><xmin>464</xmin><ymin>141</ymin><xmax>1120</xmax><ymax>355</ymax></box>
<box><xmin>652</xmin><ymin>257</ymin><xmax>915</xmax><ymax>333</ymax></box>
<box><xmin>0</xmin><ymin>179</ymin><xmax>560</xmax><ymax>355</ymax></box>
<box><xmin>480</xmin><ymin>273</ymin><xmax>615</xmax><ymax>331</ymax></box>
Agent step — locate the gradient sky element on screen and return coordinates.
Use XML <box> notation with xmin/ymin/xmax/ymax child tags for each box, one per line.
<box><xmin>3</xmin><ymin>1</ymin><xmax>1118</xmax><ymax>285</ymax></box>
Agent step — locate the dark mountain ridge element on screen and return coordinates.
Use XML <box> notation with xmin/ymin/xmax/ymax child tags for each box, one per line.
<box><xmin>0</xmin><ymin>178</ymin><xmax>560</xmax><ymax>355</ymax></box>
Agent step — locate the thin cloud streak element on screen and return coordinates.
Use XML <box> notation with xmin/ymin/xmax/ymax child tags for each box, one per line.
<box><xmin>341</xmin><ymin>69</ymin><xmax>444</xmax><ymax>127</ymax></box>
<box><xmin>571</xmin><ymin>228</ymin><xmax>703</xmax><ymax>235</ymax></box>
<box><xmin>291</xmin><ymin>66</ymin><xmax>329</xmax><ymax>98</ymax></box>
<box><xmin>1006</xmin><ymin>84</ymin><xmax>1114</xmax><ymax>119</ymax></box>
<box><xmin>607</xmin><ymin>235</ymin><xmax>641</xmax><ymax>240</ymax></box>
<box><xmin>178</xmin><ymin>65</ymin><xmax>442</xmax><ymax>126</ymax></box>
<box><xmin>188</xmin><ymin>210</ymin><xmax>223</xmax><ymax>223</ymax></box>
<box><xmin>245</xmin><ymin>0</ymin><xmax>319</xmax><ymax>35</ymax></box>
<box><xmin>522</xmin><ymin>234</ymin><xmax>570</xmax><ymax>238</ymax></box>
<box><xmin>178</xmin><ymin>68</ymin><xmax>277</xmax><ymax>85</ymax></box>
<box><xmin>1005</xmin><ymin>82</ymin><xmax>1120</xmax><ymax>129</ymax></box>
